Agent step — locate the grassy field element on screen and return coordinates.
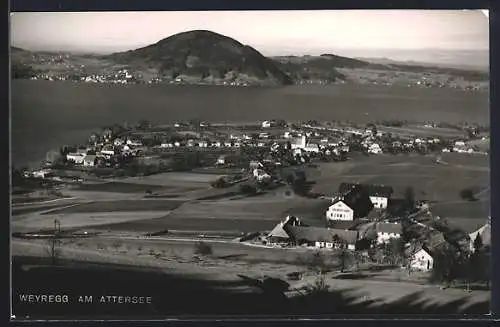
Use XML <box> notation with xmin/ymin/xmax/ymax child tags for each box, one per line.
<box><xmin>42</xmin><ymin>199</ymin><xmax>184</xmax><ymax>214</ymax></box>
<box><xmin>310</xmin><ymin>154</ymin><xmax>489</xmax><ymax>205</ymax></box>
<box><xmin>11</xmin><ymin>211</ymin><xmax>170</xmax><ymax>233</ymax></box>
<box><xmin>94</xmin><ymin>216</ymin><xmax>277</xmax><ymax>234</ymax></box>
<box><xmin>73</xmin><ymin>182</ymin><xmax>168</xmax><ymax>193</ymax></box>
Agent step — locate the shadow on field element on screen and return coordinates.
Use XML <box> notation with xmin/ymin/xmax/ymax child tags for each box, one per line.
<box><xmin>12</xmin><ymin>256</ymin><xmax>489</xmax><ymax>319</ymax></box>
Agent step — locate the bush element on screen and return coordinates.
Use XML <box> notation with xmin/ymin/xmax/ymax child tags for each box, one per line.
<box><xmin>211</xmin><ymin>177</ymin><xmax>228</xmax><ymax>188</ymax></box>
<box><xmin>459</xmin><ymin>188</ymin><xmax>476</xmax><ymax>201</ymax></box>
<box><xmin>240</xmin><ymin>183</ymin><xmax>257</xmax><ymax>194</ymax></box>
<box><xmin>194</xmin><ymin>241</ymin><xmax>213</xmax><ymax>256</ymax></box>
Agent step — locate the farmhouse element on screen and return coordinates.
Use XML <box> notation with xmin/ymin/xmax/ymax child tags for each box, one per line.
<box><xmin>287</xmin><ymin>226</ymin><xmax>358</xmax><ymax>250</ymax></box>
<box><xmin>127</xmin><ymin>138</ymin><xmax>143</xmax><ymax>146</ymax></box>
<box><xmin>31</xmin><ymin>169</ymin><xmax>53</xmax><ymax>179</ymax></box>
<box><xmin>291</xmin><ymin>135</ymin><xmax>307</xmax><ymax>150</ymax></box>
<box><xmin>368</xmin><ymin>143</ymin><xmax>383</xmax><ymax>154</ymax></box>
<box><xmin>66</xmin><ymin>152</ymin><xmax>86</xmax><ymax>164</ymax></box>
<box><xmin>327</xmin><ymin>184</ymin><xmax>374</xmax><ymax>220</ymax></box>
<box><xmin>253</xmin><ymin>169</ymin><xmax>271</xmax><ymax>182</ymax></box>
<box><xmin>217</xmin><ymin>155</ymin><xmax>227</xmax><ymax>165</ymax></box>
<box><xmin>326</xmin><ymin>201</ymin><xmax>354</xmax><ymax>221</ymax></box>
<box><xmin>266</xmin><ymin>215</ymin><xmax>302</xmax><ymax>245</ymax></box>
<box><xmin>262</xmin><ymin>120</ymin><xmax>272</xmax><ymax>128</ymax></box>
<box><xmin>467</xmin><ymin>221</ymin><xmax>491</xmax><ymax>252</ymax></box>
<box><xmin>376</xmin><ymin>222</ymin><xmax>403</xmax><ymax>244</ymax></box>
<box><xmin>409</xmin><ymin>246</ymin><xmax>434</xmax><ymax>272</ymax></box>
<box><xmin>339</xmin><ymin>183</ymin><xmax>393</xmax><ymax>209</ymax></box>
<box><xmin>83</xmin><ymin>155</ymin><xmax>97</xmax><ymax>167</ymax></box>
<box><xmin>327</xmin><ymin>220</ymin><xmax>358</xmax><ymax>230</ymax></box>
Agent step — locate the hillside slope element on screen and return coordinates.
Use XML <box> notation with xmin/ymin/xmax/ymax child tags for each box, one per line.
<box><xmin>105</xmin><ymin>30</ymin><xmax>295</xmax><ymax>86</ymax></box>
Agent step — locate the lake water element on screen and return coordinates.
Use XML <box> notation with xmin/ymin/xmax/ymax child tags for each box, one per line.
<box><xmin>11</xmin><ymin>80</ymin><xmax>489</xmax><ymax>168</ymax></box>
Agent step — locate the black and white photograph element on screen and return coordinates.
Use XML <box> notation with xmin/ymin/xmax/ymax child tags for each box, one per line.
<box><xmin>10</xmin><ymin>10</ymin><xmax>491</xmax><ymax>318</ymax></box>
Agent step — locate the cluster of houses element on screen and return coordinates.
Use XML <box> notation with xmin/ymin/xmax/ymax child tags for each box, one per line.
<box><xmin>262</xmin><ymin>182</ymin><xmax>491</xmax><ymax>273</ymax></box>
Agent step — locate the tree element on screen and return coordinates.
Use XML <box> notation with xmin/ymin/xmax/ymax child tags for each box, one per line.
<box><xmin>240</xmin><ymin>183</ymin><xmax>257</xmax><ymax>194</ymax></box>
<box><xmin>211</xmin><ymin>177</ymin><xmax>228</xmax><ymax>188</ymax></box>
<box><xmin>194</xmin><ymin>241</ymin><xmax>213</xmax><ymax>256</ymax></box>
<box><xmin>403</xmin><ymin>187</ymin><xmax>415</xmax><ymax>212</ymax></box>
<box><xmin>339</xmin><ymin>247</ymin><xmax>348</xmax><ymax>273</ymax></box>
<box><xmin>136</xmin><ymin>120</ymin><xmax>151</xmax><ymax>130</ymax></box>
<box><xmin>384</xmin><ymin>238</ymin><xmax>406</xmax><ymax>266</ymax></box>
<box><xmin>459</xmin><ymin>188</ymin><xmax>476</xmax><ymax>201</ymax></box>
<box><xmin>473</xmin><ymin>234</ymin><xmax>484</xmax><ymax>253</ymax></box>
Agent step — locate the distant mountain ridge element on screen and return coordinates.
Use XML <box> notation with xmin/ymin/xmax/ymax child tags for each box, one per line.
<box><xmin>10</xmin><ymin>30</ymin><xmax>489</xmax><ymax>88</ymax></box>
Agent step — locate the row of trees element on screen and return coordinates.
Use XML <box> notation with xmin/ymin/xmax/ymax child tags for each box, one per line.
<box><xmin>430</xmin><ymin>237</ymin><xmax>489</xmax><ymax>287</ymax></box>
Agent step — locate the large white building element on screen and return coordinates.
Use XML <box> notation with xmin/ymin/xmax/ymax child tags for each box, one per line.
<box><xmin>326</xmin><ymin>201</ymin><xmax>354</xmax><ymax>221</ymax></box>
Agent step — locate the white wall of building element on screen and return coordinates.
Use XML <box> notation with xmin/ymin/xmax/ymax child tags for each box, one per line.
<box><xmin>66</xmin><ymin>153</ymin><xmax>86</xmax><ymax>164</ymax></box>
<box><xmin>370</xmin><ymin>196</ymin><xmax>388</xmax><ymax>209</ymax></box>
<box><xmin>410</xmin><ymin>249</ymin><xmax>434</xmax><ymax>271</ymax></box>
<box><xmin>377</xmin><ymin>232</ymin><xmax>401</xmax><ymax>244</ymax></box>
<box><xmin>326</xmin><ymin>201</ymin><xmax>354</xmax><ymax>221</ymax></box>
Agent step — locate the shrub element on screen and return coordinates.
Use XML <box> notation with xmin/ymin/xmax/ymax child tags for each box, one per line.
<box><xmin>459</xmin><ymin>188</ymin><xmax>476</xmax><ymax>201</ymax></box>
<box><xmin>240</xmin><ymin>183</ymin><xmax>257</xmax><ymax>194</ymax></box>
<box><xmin>194</xmin><ymin>241</ymin><xmax>213</xmax><ymax>256</ymax></box>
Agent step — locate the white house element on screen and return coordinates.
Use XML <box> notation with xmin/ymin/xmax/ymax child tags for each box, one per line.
<box><xmin>370</xmin><ymin>196</ymin><xmax>388</xmax><ymax>209</ymax></box>
<box><xmin>326</xmin><ymin>201</ymin><xmax>354</xmax><ymax>221</ymax></box>
<box><xmin>217</xmin><ymin>155</ymin><xmax>226</xmax><ymax>165</ymax></box>
<box><xmin>198</xmin><ymin>141</ymin><xmax>208</xmax><ymax>147</ymax></box>
<box><xmin>410</xmin><ymin>247</ymin><xmax>434</xmax><ymax>272</ymax></box>
<box><xmin>83</xmin><ymin>155</ymin><xmax>97</xmax><ymax>167</ymax></box>
<box><xmin>127</xmin><ymin>139</ymin><xmax>143</xmax><ymax>146</ymax></box>
<box><xmin>291</xmin><ymin>135</ymin><xmax>307</xmax><ymax>150</ymax></box>
<box><xmin>469</xmin><ymin>221</ymin><xmax>491</xmax><ymax>252</ymax></box>
<box><xmin>114</xmin><ymin>138</ymin><xmax>125</xmax><ymax>146</ymax></box>
<box><xmin>376</xmin><ymin>222</ymin><xmax>403</xmax><ymax>244</ymax></box>
<box><xmin>100</xmin><ymin>149</ymin><xmax>115</xmax><ymax>156</ymax></box>
<box><xmin>32</xmin><ymin>169</ymin><xmax>53</xmax><ymax>179</ymax></box>
<box><xmin>368</xmin><ymin>143</ymin><xmax>383</xmax><ymax>154</ymax></box>
<box><xmin>66</xmin><ymin>153</ymin><xmax>86</xmax><ymax>164</ymax></box>
<box><xmin>304</xmin><ymin>143</ymin><xmax>320</xmax><ymax>153</ymax></box>
<box><xmin>262</xmin><ymin>120</ymin><xmax>272</xmax><ymax>128</ymax></box>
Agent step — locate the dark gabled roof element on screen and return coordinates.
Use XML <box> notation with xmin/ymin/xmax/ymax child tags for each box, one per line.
<box><xmin>425</xmin><ymin>231</ymin><xmax>447</xmax><ymax>249</ymax></box>
<box><xmin>268</xmin><ymin>222</ymin><xmax>289</xmax><ymax>239</ymax></box>
<box><xmin>330</xmin><ymin>229</ymin><xmax>359</xmax><ymax>244</ymax></box>
<box><xmin>327</xmin><ymin>220</ymin><xmax>358</xmax><ymax>230</ymax></box>
<box><xmin>286</xmin><ymin>226</ymin><xmax>358</xmax><ymax>245</ymax></box>
<box><xmin>333</xmin><ymin>185</ymin><xmax>374</xmax><ymax>219</ymax></box>
<box><xmin>376</xmin><ymin>222</ymin><xmax>403</xmax><ymax>235</ymax></box>
<box><xmin>339</xmin><ymin>183</ymin><xmax>393</xmax><ymax>198</ymax></box>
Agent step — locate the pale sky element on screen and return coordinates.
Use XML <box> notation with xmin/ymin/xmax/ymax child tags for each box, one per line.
<box><xmin>10</xmin><ymin>10</ymin><xmax>489</xmax><ymax>58</ymax></box>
